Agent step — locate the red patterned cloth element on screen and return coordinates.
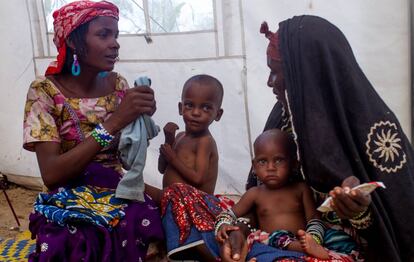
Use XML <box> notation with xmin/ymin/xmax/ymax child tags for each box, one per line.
<box><xmin>160</xmin><ymin>183</ymin><xmax>229</xmax><ymax>244</ymax></box>
<box><xmin>260</xmin><ymin>21</ymin><xmax>280</xmax><ymax>61</ymax></box>
<box><xmin>45</xmin><ymin>0</ymin><xmax>119</xmax><ymax>75</ymax></box>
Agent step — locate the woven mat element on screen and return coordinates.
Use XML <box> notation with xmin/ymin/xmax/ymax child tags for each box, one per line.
<box><xmin>0</xmin><ymin>230</ymin><xmax>35</xmax><ymax>261</ymax></box>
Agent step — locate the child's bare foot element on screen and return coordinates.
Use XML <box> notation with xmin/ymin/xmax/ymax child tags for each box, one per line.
<box><xmin>297</xmin><ymin>229</ymin><xmax>329</xmax><ymax>259</ymax></box>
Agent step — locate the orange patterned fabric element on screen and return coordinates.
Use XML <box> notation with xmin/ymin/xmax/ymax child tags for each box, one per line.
<box><xmin>45</xmin><ymin>0</ymin><xmax>119</xmax><ymax>75</ymax></box>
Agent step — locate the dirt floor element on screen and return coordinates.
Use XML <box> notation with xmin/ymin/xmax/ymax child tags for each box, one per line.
<box><xmin>0</xmin><ymin>183</ymin><xmax>39</xmax><ymax>240</ymax></box>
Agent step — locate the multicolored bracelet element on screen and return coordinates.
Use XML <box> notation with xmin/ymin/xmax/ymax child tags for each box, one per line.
<box><xmin>306</xmin><ymin>218</ymin><xmax>326</xmax><ymax>245</ymax></box>
<box><xmin>311</xmin><ymin>234</ymin><xmax>323</xmax><ymax>245</ymax></box>
<box><xmin>214</xmin><ymin>210</ymin><xmax>236</xmax><ymax>236</ymax></box>
<box><xmin>214</xmin><ymin>209</ymin><xmax>257</xmax><ymax>236</ymax></box>
<box><xmin>91</xmin><ymin>123</ymin><xmax>114</xmax><ymax>147</ymax></box>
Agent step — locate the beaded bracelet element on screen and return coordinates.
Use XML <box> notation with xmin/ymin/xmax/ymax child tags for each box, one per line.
<box><xmin>95</xmin><ymin>123</ymin><xmax>114</xmax><ymax>140</ymax></box>
<box><xmin>91</xmin><ymin>123</ymin><xmax>114</xmax><ymax>147</ymax></box>
<box><xmin>214</xmin><ymin>210</ymin><xmax>257</xmax><ymax>236</ymax></box>
<box><xmin>306</xmin><ymin>218</ymin><xmax>326</xmax><ymax>245</ymax></box>
<box><xmin>91</xmin><ymin>129</ymin><xmax>107</xmax><ymax>147</ymax></box>
<box><xmin>349</xmin><ymin>207</ymin><xmax>372</xmax><ymax>230</ymax></box>
<box><xmin>214</xmin><ymin>210</ymin><xmax>236</xmax><ymax>236</ymax></box>
<box><xmin>351</xmin><ymin>207</ymin><xmax>369</xmax><ymax>220</ymax></box>
<box><xmin>236</xmin><ymin>217</ymin><xmax>257</xmax><ymax>233</ymax></box>
<box><xmin>311</xmin><ymin>234</ymin><xmax>322</xmax><ymax>245</ymax></box>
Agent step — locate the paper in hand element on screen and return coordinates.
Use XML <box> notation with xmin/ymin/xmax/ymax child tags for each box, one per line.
<box><xmin>317</xmin><ymin>181</ymin><xmax>386</xmax><ymax>212</ymax></box>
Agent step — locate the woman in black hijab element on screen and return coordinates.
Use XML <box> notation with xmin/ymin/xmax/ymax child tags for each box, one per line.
<box><xmin>221</xmin><ymin>15</ymin><xmax>414</xmax><ymax>262</ymax></box>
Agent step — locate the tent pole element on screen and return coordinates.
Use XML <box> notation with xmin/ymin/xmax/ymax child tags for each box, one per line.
<box><xmin>0</xmin><ymin>175</ymin><xmax>21</xmax><ymax>228</ymax></box>
<box><xmin>238</xmin><ymin>0</ymin><xmax>253</xmax><ymax>159</ymax></box>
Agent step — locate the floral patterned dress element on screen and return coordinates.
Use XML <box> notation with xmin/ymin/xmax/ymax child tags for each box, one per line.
<box><xmin>23</xmin><ymin>74</ymin><xmax>164</xmax><ymax>262</ymax></box>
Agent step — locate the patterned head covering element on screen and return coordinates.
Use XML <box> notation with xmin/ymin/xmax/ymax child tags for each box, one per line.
<box><xmin>45</xmin><ymin>0</ymin><xmax>119</xmax><ymax>75</ymax></box>
<box><xmin>260</xmin><ymin>21</ymin><xmax>280</xmax><ymax>61</ymax></box>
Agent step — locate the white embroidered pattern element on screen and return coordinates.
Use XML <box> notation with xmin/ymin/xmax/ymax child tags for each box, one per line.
<box><xmin>40</xmin><ymin>242</ymin><xmax>48</xmax><ymax>252</ymax></box>
<box><xmin>365</xmin><ymin>121</ymin><xmax>406</xmax><ymax>173</ymax></box>
<box><xmin>141</xmin><ymin>218</ymin><xmax>150</xmax><ymax>227</ymax></box>
<box><xmin>122</xmin><ymin>240</ymin><xmax>127</xmax><ymax>247</ymax></box>
<box><xmin>68</xmin><ymin>225</ymin><xmax>77</xmax><ymax>234</ymax></box>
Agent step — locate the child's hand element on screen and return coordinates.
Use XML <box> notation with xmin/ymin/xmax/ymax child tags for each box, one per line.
<box><xmin>216</xmin><ymin>224</ymin><xmax>240</xmax><ymax>243</ymax></box>
<box><xmin>163</xmin><ymin>122</ymin><xmax>179</xmax><ymax>145</ymax></box>
<box><xmin>160</xmin><ymin>144</ymin><xmax>177</xmax><ymax>163</ymax></box>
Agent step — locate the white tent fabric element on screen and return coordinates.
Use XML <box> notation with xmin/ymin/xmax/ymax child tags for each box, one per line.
<box><xmin>0</xmin><ymin>0</ymin><xmax>411</xmax><ymax>194</ymax></box>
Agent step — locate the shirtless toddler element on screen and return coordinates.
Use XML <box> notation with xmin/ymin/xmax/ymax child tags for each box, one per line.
<box><xmin>158</xmin><ymin>74</ymin><xmax>223</xmax><ymax>194</ymax></box>
<box><xmin>217</xmin><ymin>129</ymin><xmax>329</xmax><ymax>259</ymax></box>
<box><xmin>158</xmin><ymin>74</ymin><xmax>225</xmax><ymax>261</ymax></box>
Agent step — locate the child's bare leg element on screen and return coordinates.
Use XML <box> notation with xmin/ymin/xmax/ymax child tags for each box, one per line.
<box><xmin>285</xmin><ymin>239</ymin><xmax>303</xmax><ymax>253</ymax></box>
<box><xmin>297</xmin><ymin>229</ymin><xmax>329</xmax><ymax>259</ymax></box>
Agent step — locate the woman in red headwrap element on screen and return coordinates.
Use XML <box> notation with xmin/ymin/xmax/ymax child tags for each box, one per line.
<box><xmin>23</xmin><ymin>1</ymin><xmax>163</xmax><ymax>261</ymax></box>
<box><xmin>220</xmin><ymin>15</ymin><xmax>414</xmax><ymax>262</ymax></box>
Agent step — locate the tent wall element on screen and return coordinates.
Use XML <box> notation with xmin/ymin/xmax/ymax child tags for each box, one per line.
<box><xmin>0</xmin><ymin>0</ymin><xmax>411</xmax><ymax>194</ymax></box>
<box><xmin>0</xmin><ymin>0</ymin><xmax>43</xmax><ymax>188</ymax></box>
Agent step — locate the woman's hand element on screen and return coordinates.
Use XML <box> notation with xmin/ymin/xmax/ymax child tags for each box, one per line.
<box><xmin>329</xmin><ymin>176</ymin><xmax>371</xmax><ymax>219</ymax></box>
<box><xmin>220</xmin><ymin>229</ymin><xmax>253</xmax><ymax>262</ymax></box>
<box><xmin>105</xmin><ymin>85</ymin><xmax>156</xmax><ymax>134</ymax></box>
<box><xmin>216</xmin><ymin>224</ymin><xmax>240</xmax><ymax>243</ymax></box>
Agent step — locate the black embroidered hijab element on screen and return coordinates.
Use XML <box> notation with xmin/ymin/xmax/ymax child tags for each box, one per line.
<box><xmin>256</xmin><ymin>15</ymin><xmax>414</xmax><ymax>261</ymax></box>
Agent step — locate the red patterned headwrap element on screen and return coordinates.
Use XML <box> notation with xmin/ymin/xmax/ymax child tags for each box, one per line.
<box><xmin>45</xmin><ymin>0</ymin><xmax>119</xmax><ymax>76</ymax></box>
<box><xmin>260</xmin><ymin>21</ymin><xmax>280</xmax><ymax>61</ymax></box>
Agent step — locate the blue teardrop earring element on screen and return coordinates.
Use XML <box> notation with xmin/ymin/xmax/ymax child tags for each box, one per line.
<box><xmin>71</xmin><ymin>53</ymin><xmax>81</xmax><ymax>76</ymax></box>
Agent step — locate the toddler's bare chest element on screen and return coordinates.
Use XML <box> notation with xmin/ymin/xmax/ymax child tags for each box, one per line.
<box><xmin>256</xmin><ymin>190</ymin><xmax>302</xmax><ymax>217</ymax></box>
<box><xmin>174</xmin><ymin>139</ymin><xmax>198</xmax><ymax>164</ymax></box>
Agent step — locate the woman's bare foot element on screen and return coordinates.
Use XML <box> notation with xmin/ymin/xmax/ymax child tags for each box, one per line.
<box><xmin>297</xmin><ymin>229</ymin><xmax>329</xmax><ymax>259</ymax></box>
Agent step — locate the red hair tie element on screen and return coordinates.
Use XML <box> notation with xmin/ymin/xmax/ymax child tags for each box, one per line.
<box><xmin>260</xmin><ymin>21</ymin><xmax>281</xmax><ymax>61</ymax></box>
